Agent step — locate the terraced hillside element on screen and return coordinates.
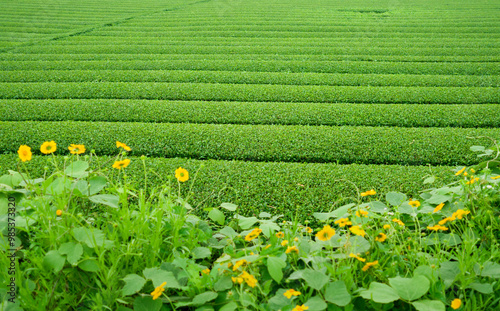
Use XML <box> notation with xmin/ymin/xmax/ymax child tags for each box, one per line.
<box><xmin>1</xmin><ymin>0</ymin><xmax>499</xmax><ymax>218</ymax></box>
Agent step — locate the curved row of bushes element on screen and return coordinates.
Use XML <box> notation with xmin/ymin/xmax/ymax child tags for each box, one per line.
<box><xmin>1</xmin><ymin>100</ymin><xmax>499</xmax><ymax>128</ymax></box>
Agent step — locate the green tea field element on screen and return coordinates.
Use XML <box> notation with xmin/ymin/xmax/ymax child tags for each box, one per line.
<box><xmin>0</xmin><ymin>0</ymin><xmax>499</xmax><ymax>218</ymax></box>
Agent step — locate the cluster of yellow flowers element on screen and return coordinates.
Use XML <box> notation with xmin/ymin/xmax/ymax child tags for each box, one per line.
<box><xmin>360</xmin><ymin>189</ymin><xmax>376</xmax><ymax>197</ymax></box>
<box><xmin>334</xmin><ymin>218</ymin><xmax>352</xmax><ymax>227</ymax></box>
<box><xmin>245</xmin><ymin>228</ymin><xmax>263</xmax><ymax>241</ymax></box>
<box><xmin>231</xmin><ymin>271</ymin><xmax>258</xmax><ymax>288</ymax></box>
<box><xmin>425</xmin><ymin>209</ymin><xmax>470</xmax><ymax>232</ymax></box>
<box><xmin>150</xmin><ymin>282</ymin><xmax>167</xmax><ymax>300</ymax></box>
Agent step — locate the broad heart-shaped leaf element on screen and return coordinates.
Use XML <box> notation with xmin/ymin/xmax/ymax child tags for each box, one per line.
<box><xmin>219</xmin><ymin>226</ymin><xmax>238</xmax><ymax>239</ymax></box>
<box><xmin>302</xmin><ymin>269</ymin><xmax>329</xmax><ymax>291</ymax></box>
<box><xmin>325</xmin><ymin>281</ymin><xmax>351</xmax><ymax>306</ymax></box>
<box><xmin>412</xmin><ymin>300</ymin><xmax>445</xmax><ymax>311</ymax></box>
<box><xmin>43</xmin><ymin>250</ymin><xmax>65</xmax><ymax>273</ymax></box>
<box><xmin>192</xmin><ymin>247</ymin><xmax>211</xmax><ymax>259</ymax></box>
<box><xmin>45</xmin><ymin>177</ymin><xmax>72</xmax><ymax>196</ymax></box>
<box><xmin>466</xmin><ymin>282</ymin><xmax>494</xmax><ymax>294</ymax></box>
<box><xmin>427</xmin><ymin>194</ymin><xmax>453</xmax><ymax>205</ymax></box>
<box><xmin>208</xmin><ymin>208</ymin><xmax>225</xmax><ymax>225</ymax></box>
<box><xmin>388</xmin><ymin>275</ymin><xmax>430</xmax><ymax>301</ymax></box>
<box><xmin>313</xmin><ymin>203</ymin><xmax>354</xmax><ymax>221</ymax></box>
<box><xmin>73</xmin><ymin>227</ymin><xmax>105</xmax><ymax>248</ymax></box>
<box><xmin>304</xmin><ymin>295</ymin><xmax>327</xmax><ymax>311</ymax></box>
<box><xmin>268</xmin><ymin>289</ymin><xmax>293</xmax><ymax>311</ymax></box>
<box><xmin>439</xmin><ymin>261</ymin><xmax>460</xmax><ymax>288</ymax></box>
<box><xmin>235</xmin><ymin>215</ymin><xmax>259</xmax><ymax>229</ymax></box>
<box><xmin>78</xmin><ymin>259</ymin><xmax>100</xmax><ymax>272</ymax></box>
<box><xmin>368</xmin><ymin>201</ymin><xmax>389</xmax><ymax>213</ymax></box>
<box><xmin>89</xmin><ymin>194</ymin><xmax>119</xmax><ymax>208</ymax></box>
<box><xmin>143</xmin><ymin>267</ymin><xmax>181</xmax><ymax>288</ymax></box>
<box><xmin>58</xmin><ymin>242</ymin><xmax>83</xmax><ymax>265</ymax></box>
<box><xmin>122</xmin><ymin>274</ymin><xmax>146</xmax><ymax>296</ymax></box>
<box><xmin>64</xmin><ymin>161</ymin><xmax>89</xmax><ymax>178</ymax></box>
<box><xmin>88</xmin><ymin>176</ymin><xmax>107</xmax><ymax>195</ymax></box>
<box><xmin>360</xmin><ymin>282</ymin><xmax>400</xmax><ymax>304</ymax></box>
<box><xmin>267</xmin><ymin>256</ymin><xmax>286</xmax><ymax>283</ymax></box>
<box><xmin>192</xmin><ymin>291</ymin><xmax>218</xmax><ymax>306</ymax></box>
<box><xmin>73</xmin><ymin>180</ymin><xmax>89</xmax><ymax>196</ymax></box>
<box><xmin>220</xmin><ymin>203</ymin><xmax>237</xmax><ymax>211</ymax></box>
<box><xmin>214</xmin><ymin>275</ymin><xmax>233</xmax><ymax>292</ymax></box>
<box><xmin>342</xmin><ymin>235</ymin><xmax>371</xmax><ymax>254</ymax></box>
<box><xmin>480</xmin><ymin>261</ymin><xmax>500</xmax><ymax>279</ymax></box>
<box><xmin>219</xmin><ymin>301</ymin><xmax>238</xmax><ymax>311</ymax></box>
<box><xmin>133</xmin><ymin>296</ymin><xmax>162</xmax><ymax>311</ymax></box>
<box><xmin>259</xmin><ymin>221</ymin><xmax>280</xmax><ymax>238</ymax></box>
<box><xmin>386</xmin><ymin>192</ymin><xmax>407</xmax><ymax>206</ymax></box>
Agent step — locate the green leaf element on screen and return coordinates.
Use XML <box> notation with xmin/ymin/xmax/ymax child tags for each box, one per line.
<box><xmin>467</xmin><ymin>282</ymin><xmax>493</xmax><ymax>294</ymax></box>
<box><xmin>208</xmin><ymin>208</ymin><xmax>225</xmax><ymax>225</ymax></box>
<box><xmin>78</xmin><ymin>259</ymin><xmax>100</xmax><ymax>272</ymax></box>
<box><xmin>259</xmin><ymin>212</ymin><xmax>272</xmax><ymax>218</ymax></box>
<box><xmin>480</xmin><ymin>261</ymin><xmax>500</xmax><ymax>279</ymax></box>
<box><xmin>214</xmin><ymin>275</ymin><xmax>233</xmax><ymax>292</ymax></box>
<box><xmin>73</xmin><ymin>227</ymin><xmax>105</xmax><ymax>248</ymax></box>
<box><xmin>74</xmin><ymin>180</ymin><xmax>89</xmax><ymax>196</ymax></box>
<box><xmin>64</xmin><ymin>161</ymin><xmax>89</xmax><ymax>178</ymax></box>
<box><xmin>219</xmin><ymin>226</ymin><xmax>238</xmax><ymax>239</ymax></box>
<box><xmin>427</xmin><ymin>194</ymin><xmax>452</xmax><ymax>205</ymax></box>
<box><xmin>58</xmin><ymin>242</ymin><xmax>83</xmax><ymax>265</ymax></box>
<box><xmin>192</xmin><ymin>291</ymin><xmax>218</xmax><ymax>306</ymax></box>
<box><xmin>368</xmin><ymin>201</ymin><xmax>389</xmax><ymax>213</ymax></box>
<box><xmin>386</xmin><ymin>192</ymin><xmax>407</xmax><ymax>206</ymax></box>
<box><xmin>423</xmin><ymin>176</ymin><xmax>435</xmax><ymax>184</ymax></box>
<box><xmin>192</xmin><ymin>247</ymin><xmax>211</xmax><ymax>259</ymax></box>
<box><xmin>220</xmin><ymin>203</ymin><xmax>237</xmax><ymax>211</ymax></box>
<box><xmin>43</xmin><ymin>250</ymin><xmax>65</xmax><ymax>273</ymax></box>
<box><xmin>88</xmin><ymin>176</ymin><xmax>108</xmax><ymax>195</ymax></box>
<box><xmin>45</xmin><ymin>177</ymin><xmax>72</xmax><ymax>196</ymax></box>
<box><xmin>439</xmin><ymin>261</ymin><xmax>460</xmax><ymax>288</ymax></box>
<box><xmin>313</xmin><ymin>203</ymin><xmax>354</xmax><ymax>221</ymax></box>
<box><xmin>470</xmin><ymin>146</ymin><xmax>485</xmax><ymax>152</ymax></box>
<box><xmin>267</xmin><ymin>256</ymin><xmax>286</xmax><ymax>283</ymax></box>
<box><xmin>143</xmin><ymin>267</ymin><xmax>181</xmax><ymax>288</ymax></box>
<box><xmin>305</xmin><ymin>296</ymin><xmax>327</xmax><ymax>310</ymax></box>
<box><xmin>268</xmin><ymin>289</ymin><xmax>292</xmax><ymax>310</ymax></box>
<box><xmin>133</xmin><ymin>296</ymin><xmax>162</xmax><ymax>311</ymax></box>
<box><xmin>259</xmin><ymin>222</ymin><xmax>280</xmax><ymax>238</ymax></box>
<box><xmin>325</xmin><ymin>281</ymin><xmax>351</xmax><ymax>306</ymax></box>
<box><xmin>122</xmin><ymin>274</ymin><xmax>147</xmax><ymax>296</ymax></box>
<box><xmin>219</xmin><ymin>302</ymin><xmax>238</xmax><ymax>311</ymax></box>
<box><xmin>89</xmin><ymin>194</ymin><xmax>119</xmax><ymax>208</ymax></box>
<box><xmin>412</xmin><ymin>300</ymin><xmax>445</xmax><ymax>311</ymax></box>
<box><xmin>302</xmin><ymin>269</ymin><xmax>329</xmax><ymax>291</ymax></box>
<box><xmin>342</xmin><ymin>235</ymin><xmax>370</xmax><ymax>254</ymax></box>
<box><xmin>235</xmin><ymin>215</ymin><xmax>259</xmax><ymax>229</ymax></box>
<box><xmin>388</xmin><ymin>275</ymin><xmax>430</xmax><ymax>301</ymax></box>
<box><xmin>360</xmin><ymin>282</ymin><xmax>400</xmax><ymax>304</ymax></box>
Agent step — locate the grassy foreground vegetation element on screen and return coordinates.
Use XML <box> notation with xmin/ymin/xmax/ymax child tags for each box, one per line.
<box><xmin>1</xmin><ymin>140</ymin><xmax>499</xmax><ymax>310</ymax></box>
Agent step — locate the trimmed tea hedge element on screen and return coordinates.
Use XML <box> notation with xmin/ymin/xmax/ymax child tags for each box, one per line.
<box><xmin>0</xmin><ymin>121</ymin><xmax>497</xmax><ymax>165</ymax></box>
<box><xmin>1</xmin><ymin>99</ymin><xmax>499</xmax><ymax>128</ymax></box>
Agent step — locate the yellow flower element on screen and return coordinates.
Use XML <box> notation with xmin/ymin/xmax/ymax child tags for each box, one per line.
<box><xmin>276</xmin><ymin>231</ymin><xmax>285</xmax><ymax>238</ymax></box>
<box><xmin>392</xmin><ymin>218</ymin><xmax>405</xmax><ymax>226</ymax></box>
<box><xmin>361</xmin><ymin>189</ymin><xmax>376</xmax><ymax>196</ymax></box>
<box><xmin>315</xmin><ymin>225</ymin><xmax>336</xmax><ymax>241</ymax></box>
<box><xmin>383</xmin><ymin>224</ymin><xmax>391</xmax><ymax>229</ymax></box>
<box><xmin>349</xmin><ymin>253</ymin><xmax>366</xmax><ymax>262</ymax></box>
<box><xmin>334</xmin><ymin>218</ymin><xmax>352</xmax><ymax>227</ymax></box>
<box><xmin>227</xmin><ymin>262</ymin><xmax>232</xmax><ymax>268</ymax></box>
<box><xmin>408</xmin><ymin>199</ymin><xmax>421</xmax><ymax>208</ymax></box>
<box><xmin>233</xmin><ymin>259</ymin><xmax>247</xmax><ymax>271</ymax></box>
<box><xmin>355</xmin><ymin>210</ymin><xmax>369</xmax><ymax>217</ymax></box>
<box><xmin>18</xmin><ymin>145</ymin><xmax>32</xmax><ymax>162</ymax></box>
<box><xmin>375</xmin><ymin>233</ymin><xmax>387</xmax><ymax>242</ymax></box>
<box><xmin>466</xmin><ymin>177</ymin><xmax>479</xmax><ymax>185</ymax></box>
<box><xmin>175</xmin><ymin>167</ymin><xmax>189</xmax><ymax>182</ymax></box>
<box><xmin>427</xmin><ymin>225</ymin><xmax>448</xmax><ymax>231</ymax></box>
<box><xmin>40</xmin><ymin>141</ymin><xmax>57</xmax><ymax>154</ymax></box>
<box><xmin>451</xmin><ymin>298</ymin><xmax>461</xmax><ymax>309</ymax></box>
<box><xmin>202</xmin><ymin>268</ymin><xmax>210</xmax><ymax>274</ymax></box>
<box><xmin>231</xmin><ymin>276</ymin><xmax>243</xmax><ymax>284</ymax></box>
<box><xmin>433</xmin><ymin>203</ymin><xmax>445</xmax><ymax>213</ymax></box>
<box><xmin>284</xmin><ymin>289</ymin><xmax>301</xmax><ymax>299</ymax></box>
<box><xmin>240</xmin><ymin>271</ymin><xmax>258</xmax><ymax>288</ymax></box>
<box><xmin>292</xmin><ymin>305</ymin><xmax>309</xmax><ymax>311</ymax></box>
<box><xmin>294</xmin><ymin>237</ymin><xmax>299</xmax><ymax>242</ymax></box>
<box><xmin>264</xmin><ymin>244</ymin><xmax>271</xmax><ymax>250</ymax></box>
<box><xmin>453</xmin><ymin>209</ymin><xmax>470</xmax><ymax>220</ymax></box>
<box><xmin>281</xmin><ymin>240</ymin><xmax>289</xmax><ymax>246</ymax></box>
<box><xmin>491</xmin><ymin>175</ymin><xmax>500</xmax><ymax>180</ymax></box>
<box><xmin>470</xmin><ymin>168</ymin><xmax>475</xmax><ymax>173</ymax></box>
<box><xmin>151</xmin><ymin>281</ymin><xmax>167</xmax><ymax>300</ymax></box>
<box><xmin>362</xmin><ymin>260</ymin><xmax>379</xmax><ymax>272</ymax></box>
<box><xmin>285</xmin><ymin>246</ymin><xmax>299</xmax><ymax>254</ymax></box>
<box><xmin>56</xmin><ymin>209</ymin><xmax>62</xmax><ymax>216</ymax></box>
<box><xmin>112</xmin><ymin>159</ymin><xmax>131</xmax><ymax>170</ymax></box>
<box><xmin>463</xmin><ymin>171</ymin><xmax>468</xmax><ymax>177</ymax></box>
<box><xmin>245</xmin><ymin>228</ymin><xmax>262</xmax><ymax>241</ymax></box>
<box><xmin>349</xmin><ymin>225</ymin><xmax>366</xmax><ymax>237</ymax></box>
<box><xmin>438</xmin><ymin>217</ymin><xmax>454</xmax><ymax>225</ymax></box>
<box><xmin>455</xmin><ymin>167</ymin><xmax>466</xmax><ymax>176</ymax></box>
<box><xmin>68</xmin><ymin>144</ymin><xmax>85</xmax><ymax>154</ymax></box>
<box><xmin>116</xmin><ymin>141</ymin><xmax>131</xmax><ymax>151</ymax></box>
<box><xmin>305</xmin><ymin>227</ymin><xmax>313</xmax><ymax>233</ymax></box>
